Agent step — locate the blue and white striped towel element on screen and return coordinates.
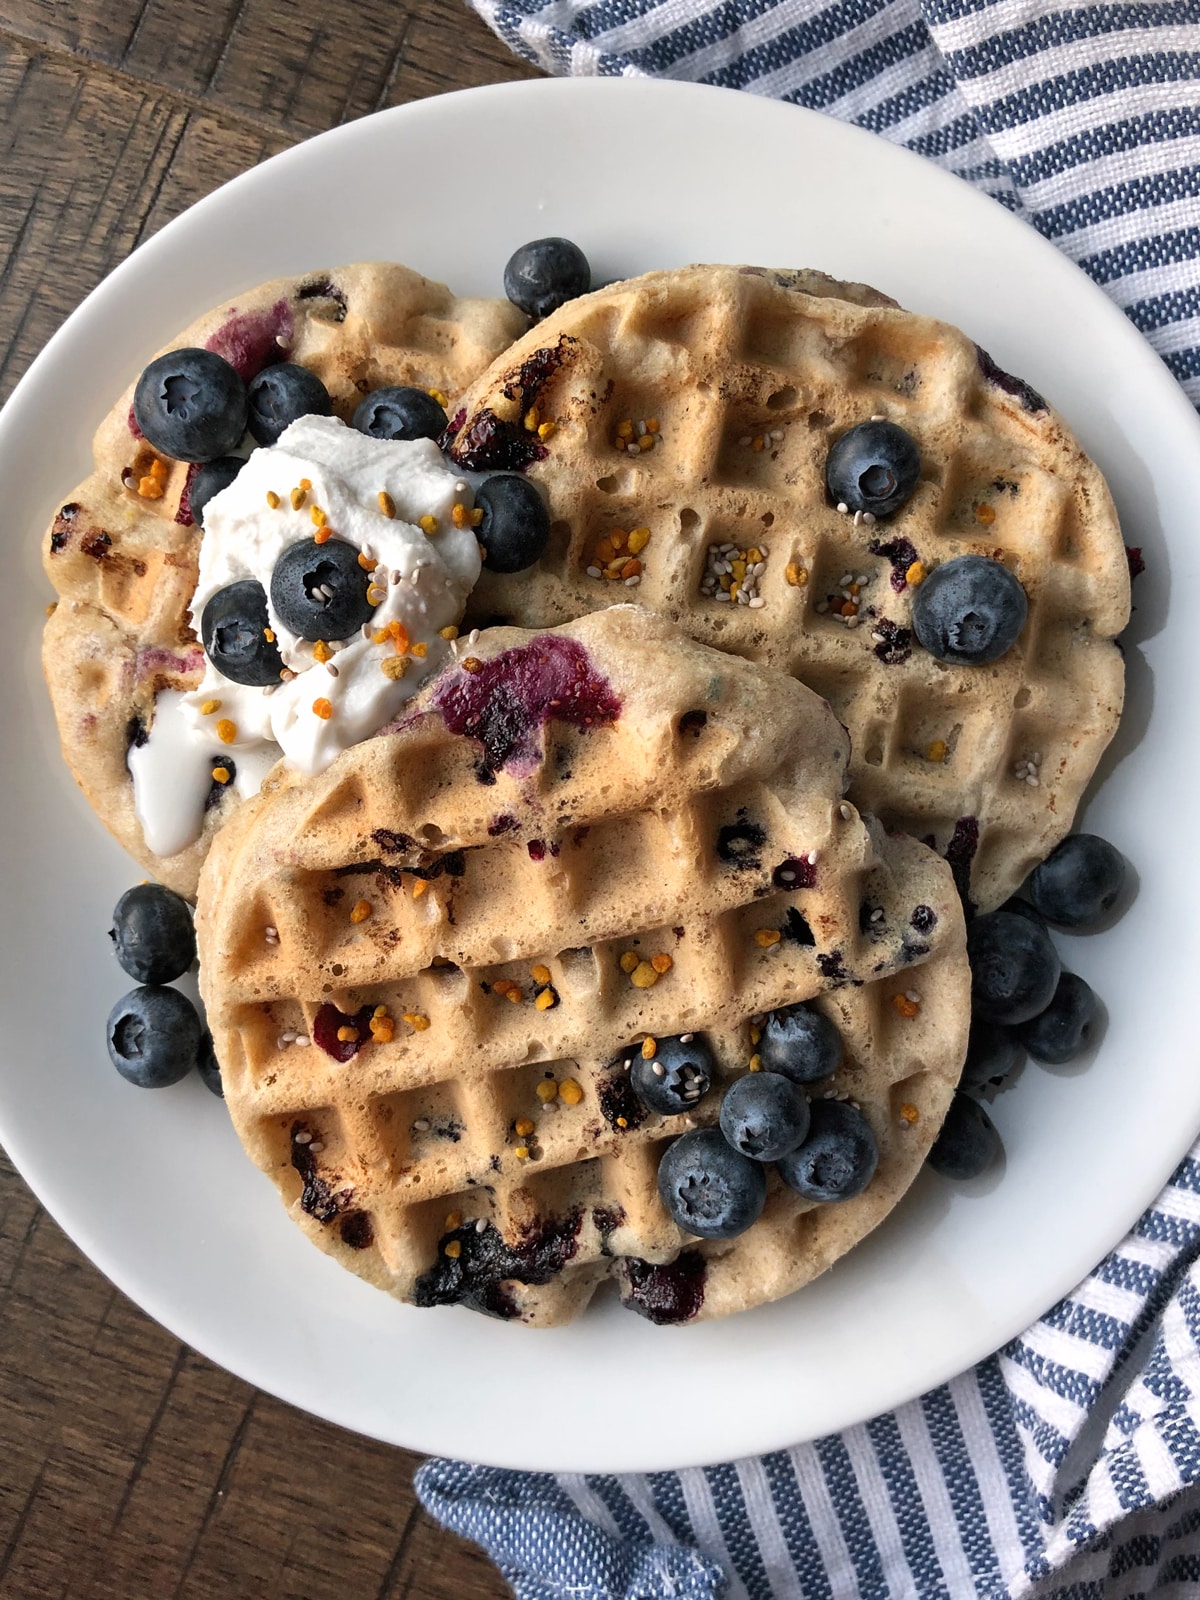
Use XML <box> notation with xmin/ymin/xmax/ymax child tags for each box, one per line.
<box><xmin>416</xmin><ymin>3</ymin><xmax>1200</xmax><ymax>1593</ymax></box>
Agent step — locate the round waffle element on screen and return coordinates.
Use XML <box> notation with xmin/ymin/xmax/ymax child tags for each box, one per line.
<box><xmin>446</xmin><ymin>264</ymin><xmax>1130</xmax><ymax>911</ymax></box>
<box><xmin>42</xmin><ymin>262</ymin><xmax>527</xmax><ymax>897</ymax></box>
<box><xmin>197</xmin><ymin>606</ymin><xmax>969</xmax><ymax>1326</ymax></box>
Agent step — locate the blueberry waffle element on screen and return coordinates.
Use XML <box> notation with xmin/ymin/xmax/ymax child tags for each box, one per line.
<box><xmin>196</xmin><ymin>607</ymin><xmax>969</xmax><ymax>1326</ymax></box>
<box><xmin>42</xmin><ymin>263</ymin><xmax>527</xmax><ymax>897</ymax></box>
<box><xmin>446</xmin><ymin>265</ymin><xmax>1130</xmax><ymax>911</ymax></box>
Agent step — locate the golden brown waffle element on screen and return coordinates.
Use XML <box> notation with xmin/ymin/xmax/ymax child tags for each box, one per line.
<box><xmin>447</xmin><ymin>264</ymin><xmax>1130</xmax><ymax>912</ymax></box>
<box><xmin>197</xmin><ymin>607</ymin><xmax>969</xmax><ymax>1326</ymax></box>
<box><xmin>42</xmin><ymin>262</ymin><xmax>527</xmax><ymax>897</ymax></box>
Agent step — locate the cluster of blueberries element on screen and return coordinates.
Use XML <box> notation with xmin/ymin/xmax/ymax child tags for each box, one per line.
<box><xmin>931</xmin><ymin>831</ymin><xmax>1126</xmax><ymax>1178</ymax></box>
<box><xmin>105</xmin><ymin>886</ymin><xmax>220</xmax><ymax>1096</ymax></box>
<box><xmin>629</xmin><ymin>1014</ymin><xmax>878</xmax><ymax>1241</ymax></box>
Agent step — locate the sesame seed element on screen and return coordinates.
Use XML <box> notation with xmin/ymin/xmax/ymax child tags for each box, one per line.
<box><xmin>679</xmin><ymin>1033</ymin><xmax>694</xmax><ymax>1043</ymax></box>
<box><xmin>807</xmin><ymin>850</ymin><xmax>819</xmax><ymax>865</ymax></box>
<box><xmin>836</xmin><ymin>501</ymin><xmax>849</xmax><ymax>515</ymax></box>
<box><xmin>308</xmin><ymin>1141</ymin><xmax>324</xmax><ymax>1154</ymax></box>
<box><xmin>839</xmin><ymin>803</ymin><xmax>853</xmax><ymax>820</ymax></box>
<box><xmin>293</xmin><ymin>1130</ymin><xmax>312</xmax><ymax>1145</ymax></box>
<box><xmin>412</xmin><ymin>1119</ymin><xmax>430</xmax><ymax>1132</ymax></box>
<box><xmin>294</xmin><ymin>1035</ymin><xmax>310</xmax><ymax>1047</ymax></box>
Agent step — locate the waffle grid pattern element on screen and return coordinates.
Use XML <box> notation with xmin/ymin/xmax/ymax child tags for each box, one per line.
<box><xmin>199</xmin><ymin>610</ymin><xmax>969</xmax><ymax>1325</ymax></box>
<box><xmin>455</xmin><ymin>265</ymin><xmax>1129</xmax><ymax>910</ymax></box>
<box><xmin>41</xmin><ymin>262</ymin><xmax>527</xmax><ymax>895</ymax></box>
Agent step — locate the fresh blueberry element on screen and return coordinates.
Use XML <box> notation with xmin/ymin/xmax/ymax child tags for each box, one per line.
<box><xmin>270</xmin><ymin>537</ymin><xmax>374</xmax><ymax>641</ymax></box>
<box><xmin>911</xmin><ymin>555</ymin><xmax>1028</xmax><ymax>666</ymax></box>
<box><xmin>657</xmin><ymin>1128</ymin><xmax>767</xmax><ymax>1240</ymax></box>
<box><xmin>1026</xmin><ymin>834</ymin><xmax>1126</xmax><ymax>930</ymax></box>
<box><xmin>928</xmin><ymin>1091</ymin><xmax>1001</xmax><ymax>1179</ymax></box>
<box><xmin>758</xmin><ymin>1003</ymin><xmax>841</xmax><ymax>1084</ymax></box>
<box><xmin>777</xmin><ymin>1100</ymin><xmax>878</xmax><ymax>1202</ymax></box>
<box><xmin>960</xmin><ymin>1019</ymin><xmax>1023</xmax><ymax>1091</ymax></box>
<box><xmin>106</xmin><ymin>986</ymin><xmax>201</xmax><ymax>1088</ymax></box>
<box><xmin>246</xmin><ymin>362</ymin><xmax>332</xmax><ymax>446</ymax></box>
<box><xmin>476</xmin><ymin>474</ymin><xmax>551</xmax><ymax>573</ymax></box>
<box><xmin>503</xmin><ymin>237</ymin><xmax>591</xmax><ymax>321</ymax></box>
<box><xmin>134</xmin><ymin>348</ymin><xmax>248</xmax><ymax>462</ymax></box>
<box><xmin>967</xmin><ymin>910</ymin><xmax>1061</xmax><ymax>1025</ymax></box>
<box><xmin>1017</xmin><ymin>971</ymin><xmax>1097</xmax><ymax>1064</ymax></box>
<box><xmin>189</xmin><ymin>456</ymin><xmax>244</xmax><ymax>528</ymax></box>
<box><xmin>352</xmin><ymin>385</ymin><xmax>447</xmax><ymax>442</ymax></box>
<box><xmin>197</xmin><ymin>1030</ymin><xmax>224</xmax><ymax>1097</ymax></box>
<box><xmin>630</xmin><ymin>1033</ymin><xmax>715</xmax><ymax>1116</ymax></box>
<box><xmin>719</xmin><ymin>1072</ymin><xmax>810</xmax><ymax>1162</ymax></box>
<box><xmin>109</xmin><ymin>884</ymin><xmax>196</xmax><ymax>984</ymax></box>
<box><xmin>201</xmin><ymin>579</ymin><xmax>284</xmax><ymax>686</ymax></box>
<box><xmin>825</xmin><ymin>420</ymin><xmax>920</xmax><ymax>517</ymax></box>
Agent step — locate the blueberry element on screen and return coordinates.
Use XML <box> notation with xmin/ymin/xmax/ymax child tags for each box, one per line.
<box><xmin>777</xmin><ymin>1100</ymin><xmax>878</xmax><ymax>1202</ymax></box>
<box><xmin>201</xmin><ymin>579</ymin><xmax>284</xmax><ymax>686</ymax></box>
<box><xmin>476</xmin><ymin>474</ymin><xmax>551</xmax><ymax>573</ymax></box>
<box><xmin>911</xmin><ymin>555</ymin><xmax>1028</xmax><ymax>666</ymax></box>
<box><xmin>503</xmin><ymin>238</ymin><xmax>591</xmax><ymax>321</ymax></box>
<box><xmin>657</xmin><ymin>1128</ymin><xmax>767</xmax><ymax>1240</ymax></box>
<box><xmin>758</xmin><ymin>1003</ymin><xmax>841</xmax><ymax>1084</ymax></box>
<box><xmin>106</xmin><ymin>986</ymin><xmax>201</xmax><ymax>1088</ymax></box>
<box><xmin>352</xmin><ymin>385</ymin><xmax>447</xmax><ymax>442</ymax></box>
<box><xmin>630</xmin><ymin>1033</ymin><xmax>715</xmax><ymax>1116</ymax></box>
<box><xmin>1026</xmin><ymin>834</ymin><xmax>1126</xmax><ymax>930</ymax></box>
<box><xmin>189</xmin><ymin>456</ymin><xmax>244</xmax><ymax>528</ymax></box>
<box><xmin>967</xmin><ymin>910</ymin><xmax>1061</xmax><ymax>1025</ymax></box>
<box><xmin>109</xmin><ymin>884</ymin><xmax>196</xmax><ymax>984</ymax></box>
<box><xmin>928</xmin><ymin>1092</ymin><xmax>1001</xmax><ymax>1180</ymax></box>
<box><xmin>719</xmin><ymin>1072</ymin><xmax>810</xmax><ymax>1162</ymax></box>
<box><xmin>134</xmin><ymin>348</ymin><xmax>248</xmax><ymax>462</ymax></box>
<box><xmin>997</xmin><ymin>896</ymin><xmax>1046</xmax><ymax>926</ymax></box>
<box><xmin>825</xmin><ymin>420</ymin><xmax>920</xmax><ymax>517</ymax></box>
<box><xmin>197</xmin><ymin>1030</ymin><xmax>224</xmax><ymax>1097</ymax></box>
<box><xmin>247</xmin><ymin>362</ymin><xmax>332</xmax><ymax>446</ymax></box>
<box><xmin>960</xmin><ymin>1019</ymin><xmax>1023</xmax><ymax>1091</ymax></box>
<box><xmin>1017</xmin><ymin>971</ymin><xmax>1097</xmax><ymax>1064</ymax></box>
<box><xmin>270</xmin><ymin>538</ymin><xmax>374</xmax><ymax>641</ymax></box>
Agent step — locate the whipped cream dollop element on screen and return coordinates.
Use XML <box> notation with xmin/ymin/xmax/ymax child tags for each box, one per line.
<box><xmin>130</xmin><ymin>414</ymin><xmax>482</xmax><ymax>857</ymax></box>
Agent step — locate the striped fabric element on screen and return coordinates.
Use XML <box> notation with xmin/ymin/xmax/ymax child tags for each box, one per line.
<box><xmin>418</xmin><ymin>2</ymin><xmax>1200</xmax><ymax>1591</ymax></box>
<box><xmin>417</xmin><ymin>1143</ymin><xmax>1200</xmax><ymax>1596</ymax></box>
<box><xmin>465</xmin><ymin>0</ymin><xmax>1200</xmax><ymax>404</ymax></box>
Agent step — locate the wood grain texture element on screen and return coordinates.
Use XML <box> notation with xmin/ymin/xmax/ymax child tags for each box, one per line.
<box><xmin>1</xmin><ymin>2</ymin><xmax>543</xmax><ymax>1593</ymax></box>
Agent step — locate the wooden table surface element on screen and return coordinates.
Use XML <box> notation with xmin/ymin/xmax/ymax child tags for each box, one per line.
<box><xmin>0</xmin><ymin>5</ymin><xmax>544</xmax><ymax>1595</ymax></box>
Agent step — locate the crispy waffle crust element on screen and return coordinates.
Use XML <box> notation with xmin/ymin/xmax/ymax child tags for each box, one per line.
<box><xmin>447</xmin><ymin>264</ymin><xmax>1130</xmax><ymax>911</ymax></box>
<box><xmin>42</xmin><ymin>262</ymin><xmax>527</xmax><ymax>897</ymax></box>
<box><xmin>197</xmin><ymin>607</ymin><xmax>969</xmax><ymax>1326</ymax></box>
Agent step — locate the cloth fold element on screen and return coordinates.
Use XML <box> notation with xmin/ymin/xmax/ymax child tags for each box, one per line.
<box><xmin>419</xmin><ymin>1</ymin><xmax>1200</xmax><ymax>1591</ymax></box>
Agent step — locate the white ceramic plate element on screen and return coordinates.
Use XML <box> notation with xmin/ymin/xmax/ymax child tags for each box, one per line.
<box><xmin>3</xmin><ymin>78</ymin><xmax>1192</xmax><ymax>1474</ymax></box>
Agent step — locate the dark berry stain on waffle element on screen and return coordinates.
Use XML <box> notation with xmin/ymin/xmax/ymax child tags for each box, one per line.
<box><xmin>817</xmin><ymin>949</ymin><xmax>853</xmax><ymax>985</ymax></box>
<box><xmin>312</xmin><ymin>1001</ymin><xmax>375</xmax><ymax>1063</ymax></box>
<box><xmin>773</xmin><ymin>855</ymin><xmax>818</xmax><ymax>891</ymax></box>
<box><xmin>339</xmin><ymin>1211</ymin><xmax>374</xmax><ymax>1250</ymax></box>
<box><xmin>974</xmin><ymin>345</ymin><xmax>1047</xmax><ymax>414</ymax></box>
<box><xmin>487</xmin><ymin>814</ymin><xmax>519</xmax><ymax>837</ymax></box>
<box><xmin>81</xmin><ymin>530</ymin><xmax>112</xmax><ymax>561</ymax></box>
<box><xmin>296</xmin><ymin>278</ymin><xmax>348</xmax><ymax>320</ymax></box>
<box><xmin>598</xmin><ymin>1068</ymin><xmax>647</xmax><ymax>1133</ymax></box>
<box><xmin>868</xmin><ymin>536</ymin><xmax>921</xmax><ymax>594</ymax></box>
<box><xmin>49</xmin><ymin>503</ymin><xmax>80</xmax><ymax>552</ymax></box>
<box><xmin>433</xmin><ymin>635</ymin><xmax>620</xmax><ymax>779</ymax></box>
<box><xmin>622</xmin><ymin>1251</ymin><xmax>707</xmax><ymax>1324</ymax></box>
<box><xmin>125</xmin><ymin>716</ymin><xmax>149</xmax><ymax>754</ymax></box>
<box><xmin>870</xmin><ymin>617</ymin><xmax>912</xmax><ymax>665</ymax></box>
<box><xmin>175</xmin><ymin>462</ymin><xmax>203</xmax><ymax>527</ymax></box>
<box><xmin>1126</xmin><ymin>546</ymin><xmax>1145</xmax><ymax>580</ymax></box>
<box><xmin>782</xmin><ymin>907</ymin><xmax>816</xmax><ymax>946</ymax></box>
<box><xmin>206</xmin><ymin>297</ymin><xmax>295</xmax><ymax>379</ymax></box>
<box><xmin>717</xmin><ymin>814</ymin><xmax>767</xmax><ymax>870</ymax></box>
<box><xmin>205</xmin><ymin>760</ymin><xmax>234</xmax><ymax>812</ymax></box>
<box><xmin>414</xmin><ymin>1213</ymin><xmax>582</xmax><ymax>1319</ymax></box>
<box><xmin>944</xmin><ymin>816</ymin><xmax>980</xmax><ymax>906</ymax></box>
<box><xmin>444</xmin><ymin>408</ymin><xmax>549</xmax><ymax>473</ymax></box>
<box><xmin>592</xmin><ymin>1205</ymin><xmax>625</xmax><ymax>1256</ymax></box>
<box><xmin>290</xmin><ymin>1123</ymin><xmax>347</xmax><ymax>1224</ymax></box>
<box><xmin>910</xmin><ymin>904</ymin><xmax>937</xmax><ymax>934</ymax></box>
<box><xmin>371</xmin><ymin>828</ymin><xmax>417</xmax><ymax>854</ymax></box>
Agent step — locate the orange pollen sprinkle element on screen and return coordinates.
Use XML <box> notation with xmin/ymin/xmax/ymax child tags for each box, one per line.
<box><xmin>215</xmin><ymin>719</ymin><xmax>237</xmax><ymax>744</ymax></box>
<box><xmin>530</xmin><ymin>964</ymin><xmax>552</xmax><ymax>986</ymax></box>
<box><xmin>411</xmin><ymin>878</ymin><xmax>427</xmax><ymax>899</ymax></box>
<box><xmin>559</xmin><ymin>1079</ymin><xmax>583</xmax><ymax>1106</ymax></box>
<box><xmin>411</xmin><ymin>641</ymin><xmax>427</xmax><ymax>659</ymax></box>
<box><xmin>619</xmin><ymin>952</ymin><xmax>640</xmax><ymax>974</ymax></box>
<box><xmin>311</xmin><ymin>505</ymin><xmax>327</xmax><ymax>527</ymax></box>
<box><xmin>754</xmin><ymin>929</ymin><xmax>782</xmax><ymax>948</ymax></box>
<box><xmin>975</xmin><ymin>504</ymin><xmax>996</xmax><ymax>526</ymax></box>
<box><xmin>149</xmin><ymin>458</ymin><xmax>168</xmax><ymax>482</ymax></box>
<box><xmin>534</xmin><ymin>988</ymin><xmax>556</xmax><ymax>1010</ymax></box>
<box><xmin>444</xmin><ymin>1240</ymin><xmax>462</xmax><ymax>1259</ymax></box>
<box><xmin>349</xmin><ymin>900</ymin><xmax>372</xmax><ymax>923</ymax></box>
<box><xmin>641</xmin><ymin>1038</ymin><xmax>657</xmax><ymax>1059</ymax></box>
<box><xmin>313</xmin><ymin>526</ymin><xmax>333</xmax><ymax>545</ymax></box>
<box><xmin>419</xmin><ymin>514</ymin><xmax>438</xmax><ymax>535</ymax></box>
<box><xmin>439</xmin><ymin>625</ymin><xmax>459</xmax><ymax>641</ymax></box>
<box><xmin>138</xmin><ymin>476</ymin><xmax>164</xmax><ymax>499</ymax></box>
<box><xmin>514</xmin><ymin>1118</ymin><xmax>535</xmax><ymax>1137</ymax></box>
<box><xmin>927</xmin><ymin>740</ymin><xmax>948</xmax><ymax>764</ymax></box>
<box><xmin>461</xmin><ymin>656</ymin><xmax>482</xmax><ymax>674</ymax></box>
<box><xmin>290</xmin><ymin>487</ymin><xmax>307</xmax><ymax>510</ymax></box>
<box><xmin>905</xmin><ymin>560</ymin><xmax>927</xmax><ymax>587</ymax></box>
<box><xmin>892</xmin><ymin>994</ymin><xmax>920</xmax><ymax>1019</ymax></box>
<box><xmin>266</xmin><ymin>490</ymin><xmax>281</xmax><ymax>510</ymax></box>
<box><xmin>211</xmin><ymin>766</ymin><xmax>231</xmax><ymax>784</ymax></box>
<box><xmin>378</xmin><ymin>492</ymin><xmax>396</xmax><ymax>519</ymax></box>
<box><xmin>312</xmin><ymin>639</ymin><xmax>333</xmax><ymax>663</ymax></box>
<box><xmin>452</xmin><ymin>502</ymin><xmax>470</xmax><ymax>528</ymax></box>
<box><xmin>403</xmin><ymin>1013</ymin><xmax>430</xmax><ymax>1031</ymax></box>
<box><xmin>650</xmin><ymin>953</ymin><xmax>673</xmax><ymax>974</ymax></box>
<box><xmin>899</xmin><ymin>1103</ymin><xmax>920</xmax><ymax>1125</ymax></box>
<box><xmin>616</xmin><ymin>1117</ymin><xmax>629</xmax><ymax>1129</ymax></box>
<box><xmin>312</xmin><ymin>698</ymin><xmax>334</xmax><ymax>720</ymax></box>
<box><xmin>200</xmin><ymin>699</ymin><xmax>221</xmax><ymax>715</ymax></box>
<box><xmin>263</xmin><ymin>628</ymin><xmax>276</xmax><ymax>643</ymax></box>
<box><xmin>358</xmin><ymin>551</ymin><xmax>378</xmax><ymax>570</ymax></box>
<box><xmin>336</xmin><ymin>1026</ymin><xmax>359</xmax><ymax>1043</ymax></box>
